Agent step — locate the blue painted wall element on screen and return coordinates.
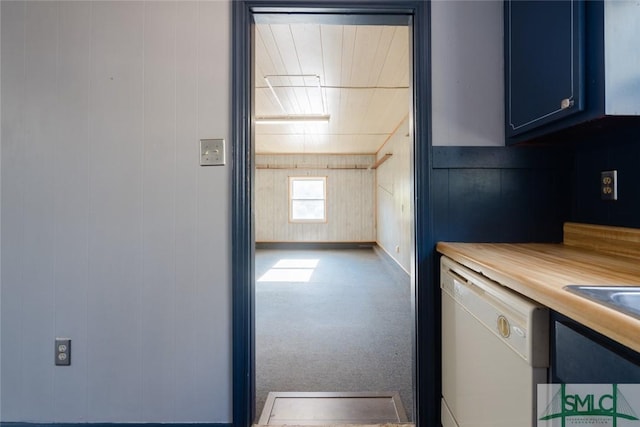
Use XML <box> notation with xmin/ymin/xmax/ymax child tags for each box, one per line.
<box><xmin>432</xmin><ymin>146</ymin><xmax>573</xmax><ymax>244</ymax></box>
<box><xmin>572</xmin><ymin>137</ymin><xmax>640</xmax><ymax>228</ymax></box>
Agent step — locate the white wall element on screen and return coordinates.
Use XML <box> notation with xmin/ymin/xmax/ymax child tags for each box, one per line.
<box><xmin>431</xmin><ymin>0</ymin><xmax>504</xmax><ymax>146</ymax></box>
<box><xmin>255</xmin><ymin>154</ymin><xmax>376</xmax><ymax>242</ymax></box>
<box><xmin>375</xmin><ymin>118</ymin><xmax>412</xmax><ymax>272</ymax></box>
<box><xmin>0</xmin><ymin>1</ymin><xmax>231</xmax><ymax>422</ymax></box>
<box><xmin>0</xmin><ymin>1</ymin><xmax>505</xmax><ymax>423</ymax></box>
<box><xmin>0</xmin><ymin>3</ymin><xmax>3</xmax><ymax>420</ymax></box>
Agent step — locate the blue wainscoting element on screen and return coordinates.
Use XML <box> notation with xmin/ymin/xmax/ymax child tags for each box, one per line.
<box><xmin>432</xmin><ymin>146</ymin><xmax>573</xmax><ymax>244</ymax></box>
<box><xmin>572</xmin><ymin>138</ymin><xmax>640</xmax><ymax>228</ymax></box>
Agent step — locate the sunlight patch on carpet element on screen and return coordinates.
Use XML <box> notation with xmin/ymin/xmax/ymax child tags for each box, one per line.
<box><xmin>258</xmin><ymin>258</ymin><xmax>319</xmax><ymax>282</ymax></box>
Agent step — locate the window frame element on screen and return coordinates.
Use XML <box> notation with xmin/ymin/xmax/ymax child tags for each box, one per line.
<box><xmin>288</xmin><ymin>176</ymin><xmax>328</xmax><ymax>223</ymax></box>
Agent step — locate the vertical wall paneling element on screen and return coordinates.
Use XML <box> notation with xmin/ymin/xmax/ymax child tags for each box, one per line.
<box><xmin>1</xmin><ymin>1</ymin><xmax>232</xmax><ymax>422</ymax></box>
<box><xmin>447</xmin><ymin>169</ymin><xmax>502</xmax><ymax>240</ymax></box>
<box><xmin>1</xmin><ymin>1</ymin><xmax>26</xmax><ymax>419</ymax></box>
<box><xmin>53</xmin><ymin>2</ymin><xmax>91</xmax><ymax>421</ymax></box>
<box><xmin>431</xmin><ymin>147</ymin><xmax>572</xmax><ymax>244</ymax></box>
<box><xmin>0</xmin><ymin>2</ymin><xmax>3</xmax><ymax>418</ymax></box>
<box><xmin>255</xmin><ymin>154</ymin><xmax>376</xmax><ymax>243</ymax></box>
<box><xmin>194</xmin><ymin>1</ymin><xmax>232</xmax><ymax>420</ymax></box>
<box><xmin>173</xmin><ymin>1</ymin><xmax>200</xmax><ymax>420</ymax></box>
<box><xmin>87</xmin><ymin>2</ymin><xmax>145</xmax><ymax>420</ymax></box>
<box><xmin>572</xmin><ymin>138</ymin><xmax>640</xmax><ymax>229</ymax></box>
<box><xmin>141</xmin><ymin>2</ymin><xmax>176</xmax><ymax>421</ymax></box>
<box><xmin>22</xmin><ymin>2</ymin><xmax>59</xmax><ymax>419</ymax></box>
<box><xmin>375</xmin><ymin>118</ymin><xmax>412</xmax><ymax>272</ymax></box>
<box><xmin>573</xmin><ymin>142</ymin><xmax>610</xmax><ymax>225</ymax></box>
<box><xmin>498</xmin><ymin>168</ymin><xmax>535</xmax><ymax>240</ymax></box>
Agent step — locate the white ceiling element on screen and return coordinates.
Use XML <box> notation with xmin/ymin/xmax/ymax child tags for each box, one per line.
<box><xmin>254</xmin><ymin>23</ymin><xmax>410</xmax><ymax>154</ymax></box>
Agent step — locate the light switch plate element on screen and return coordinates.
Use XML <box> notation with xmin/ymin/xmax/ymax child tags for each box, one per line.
<box><xmin>200</xmin><ymin>139</ymin><xmax>225</xmax><ymax>166</ymax></box>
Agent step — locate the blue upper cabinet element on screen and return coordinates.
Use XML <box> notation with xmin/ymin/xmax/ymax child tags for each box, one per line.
<box><xmin>505</xmin><ymin>0</ymin><xmax>640</xmax><ymax>145</ymax></box>
<box><xmin>505</xmin><ymin>0</ymin><xmax>585</xmax><ymax>138</ymax></box>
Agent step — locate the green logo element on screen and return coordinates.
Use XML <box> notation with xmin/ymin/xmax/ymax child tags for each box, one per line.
<box><xmin>539</xmin><ymin>384</ymin><xmax>639</xmax><ymax>426</ymax></box>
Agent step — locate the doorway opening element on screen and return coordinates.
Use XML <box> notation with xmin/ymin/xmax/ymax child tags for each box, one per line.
<box><xmin>253</xmin><ymin>16</ymin><xmax>414</xmax><ymax>423</ymax></box>
<box><xmin>231</xmin><ymin>2</ymin><xmax>436</xmax><ymax>427</ymax></box>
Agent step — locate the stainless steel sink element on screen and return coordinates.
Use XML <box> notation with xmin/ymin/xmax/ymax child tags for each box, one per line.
<box><xmin>564</xmin><ymin>285</ymin><xmax>640</xmax><ymax>319</ymax></box>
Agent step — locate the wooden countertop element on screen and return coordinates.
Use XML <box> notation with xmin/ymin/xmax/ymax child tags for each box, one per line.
<box><xmin>437</xmin><ymin>224</ymin><xmax>640</xmax><ymax>353</ymax></box>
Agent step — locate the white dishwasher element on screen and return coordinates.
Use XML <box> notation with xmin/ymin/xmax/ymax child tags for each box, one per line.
<box><xmin>440</xmin><ymin>256</ymin><xmax>549</xmax><ymax>427</ymax></box>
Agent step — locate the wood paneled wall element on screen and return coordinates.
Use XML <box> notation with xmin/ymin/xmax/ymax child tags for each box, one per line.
<box><xmin>255</xmin><ymin>154</ymin><xmax>376</xmax><ymax>242</ymax></box>
<box><xmin>375</xmin><ymin>118</ymin><xmax>412</xmax><ymax>272</ymax></box>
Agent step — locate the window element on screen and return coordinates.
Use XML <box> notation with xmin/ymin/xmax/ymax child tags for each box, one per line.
<box><xmin>289</xmin><ymin>177</ymin><xmax>326</xmax><ymax>222</ymax></box>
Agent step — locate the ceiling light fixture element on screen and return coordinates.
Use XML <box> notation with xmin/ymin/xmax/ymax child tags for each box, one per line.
<box><xmin>255</xmin><ymin>114</ymin><xmax>331</xmax><ymax>124</ymax></box>
<box><xmin>257</xmin><ymin>74</ymin><xmax>330</xmax><ymax>125</ymax></box>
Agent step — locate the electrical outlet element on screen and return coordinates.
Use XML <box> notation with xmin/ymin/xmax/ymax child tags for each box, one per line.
<box><xmin>55</xmin><ymin>338</ymin><xmax>71</xmax><ymax>366</ymax></box>
<box><xmin>200</xmin><ymin>139</ymin><xmax>225</xmax><ymax>166</ymax></box>
<box><xmin>601</xmin><ymin>170</ymin><xmax>618</xmax><ymax>201</ymax></box>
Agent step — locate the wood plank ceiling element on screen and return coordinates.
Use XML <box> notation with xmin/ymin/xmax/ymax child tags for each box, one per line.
<box><xmin>255</xmin><ymin>23</ymin><xmax>409</xmax><ymax>154</ymax></box>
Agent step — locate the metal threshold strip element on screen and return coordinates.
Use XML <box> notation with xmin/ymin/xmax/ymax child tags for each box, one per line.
<box><xmin>257</xmin><ymin>391</ymin><xmax>409</xmax><ymax>425</ymax></box>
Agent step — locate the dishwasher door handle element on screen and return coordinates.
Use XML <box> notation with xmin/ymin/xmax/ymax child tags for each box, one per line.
<box><xmin>441</xmin><ymin>267</ymin><xmax>486</xmax><ymax>300</ymax></box>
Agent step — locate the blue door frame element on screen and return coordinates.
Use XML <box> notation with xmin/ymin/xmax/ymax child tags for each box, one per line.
<box><xmin>231</xmin><ymin>2</ymin><xmax>437</xmax><ymax>426</ymax></box>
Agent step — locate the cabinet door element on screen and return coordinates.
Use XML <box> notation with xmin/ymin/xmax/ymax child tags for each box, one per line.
<box><xmin>506</xmin><ymin>0</ymin><xmax>584</xmax><ymax>137</ymax></box>
<box><xmin>551</xmin><ymin>315</ymin><xmax>640</xmax><ymax>384</ymax></box>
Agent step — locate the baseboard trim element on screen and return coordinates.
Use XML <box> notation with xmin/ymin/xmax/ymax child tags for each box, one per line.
<box><xmin>256</xmin><ymin>242</ymin><xmax>376</xmax><ymax>250</ymax></box>
<box><xmin>0</xmin><ymin>424</ymin><xmax>231</xmax><ymax>427</ymax></box>
<box><xmin>373</xmin><ymin>245</ymin><xmax>410</xmax><ymax>281</ymax></box>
